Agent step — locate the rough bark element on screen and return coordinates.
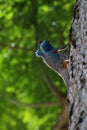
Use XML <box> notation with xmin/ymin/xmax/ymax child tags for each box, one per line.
<box><xmin>68</xmin><ymin>0</ymin><xmax>87</xmax><ymax>129</ymax></box>
<box><xmin>54</xmin><ymin>105</ymin><xmax>68</xmax><ymax>130</ymax></box>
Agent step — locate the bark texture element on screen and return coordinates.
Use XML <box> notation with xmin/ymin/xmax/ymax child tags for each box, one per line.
<box><xmin>68</xmin><ymin>0</ymin><xmax>87</xmax><ymax>129</ymax></box>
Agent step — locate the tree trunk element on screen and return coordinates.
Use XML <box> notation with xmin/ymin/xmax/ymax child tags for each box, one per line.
<box><xmin>68</xmin><ymin>0</ymin><xmax>87</xmax><ymax>129</ymax></box>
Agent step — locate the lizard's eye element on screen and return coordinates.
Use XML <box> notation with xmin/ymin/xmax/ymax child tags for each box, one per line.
<box><xmin>39</xmin><ymin>41</ymin><xmax>43</xmax><ymax>44</ymax></box>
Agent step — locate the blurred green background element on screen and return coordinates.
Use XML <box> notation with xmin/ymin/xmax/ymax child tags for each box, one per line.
<box><xmin>0</xmin><ymin>0</ymin><xmax>74</xmax><ymax>130</ymax></box>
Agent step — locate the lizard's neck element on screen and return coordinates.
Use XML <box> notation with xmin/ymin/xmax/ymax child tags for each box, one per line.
<box><xmin>44</xmin><ymin>53</ymin><xmax>60</xmax><ymax>72</ymax></box>
<box><xmin>43</xmin><ymin>53</ymin><xmax>69</xmax><ymax>88</ymax></box>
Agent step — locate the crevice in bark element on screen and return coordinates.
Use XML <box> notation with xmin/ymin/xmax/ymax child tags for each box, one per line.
<box><xmin>69</xmin><ymin>102</ymin><xmax>74</xmax><ymax>122</ymax></box>
<box><xmin>75</xmin><ymin>111</ymin><xmax>85</xmax><ymax>129</ymax></box>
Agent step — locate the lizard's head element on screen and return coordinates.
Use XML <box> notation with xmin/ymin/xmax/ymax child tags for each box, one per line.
<box><xmin>35</xmin><ymin>40</ymin><xmax>53</xmax><ymax>58</ymax></box>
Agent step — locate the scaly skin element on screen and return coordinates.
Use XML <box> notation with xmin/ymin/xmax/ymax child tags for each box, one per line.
<box><xmin>35</xmin><ymin>40</ymin><xmax>69</xmax><ymax>88</ymax></box>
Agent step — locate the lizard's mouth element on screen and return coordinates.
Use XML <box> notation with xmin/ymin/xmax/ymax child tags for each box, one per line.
<box><xmin>35</xmin><ymin>50</ymin><xmax>41</xmax><ymax>57</ymax></box>
<box><xmin>35</xmin><ymin>50</ymin><xmax>39</xmax><ymax>57</ymax></box>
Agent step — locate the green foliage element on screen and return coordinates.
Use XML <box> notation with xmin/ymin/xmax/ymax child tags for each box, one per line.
<box><xmin>0</xmin><ymin>0</ymin><xmax>74</xmax><ymax>129</ymax></box>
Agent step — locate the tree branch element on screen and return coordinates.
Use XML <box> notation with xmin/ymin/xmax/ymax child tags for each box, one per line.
<box><xmin>54</xmin><ymin>105</ymin><xmax>69</xmax><ymax>130</ymax></box>
<box><xmin>44</xmin><ymin>74</ymin><xmax>61</xmax><ymax>97</ymax></box>
<box><xmin>0</xmin><ymin>43</ymin><xmax>34</xmax><ymax>52</ymax></box>
<box><xmin>0</xmin><ymin>94</ymin><xmax>60</xmax><ymax>108</ymax></box>
<box><xmin>42</xmin><ymin>70</ymin><xmax>66</xmax><ymax>100</ymax></box>
<box><xmin>42</xmin><ymin>71</ymin><xmax>69</xmax><ymax>129</ymax></box>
